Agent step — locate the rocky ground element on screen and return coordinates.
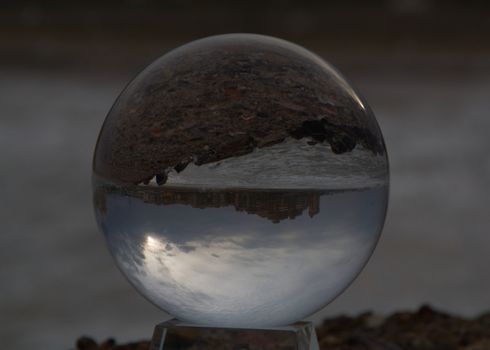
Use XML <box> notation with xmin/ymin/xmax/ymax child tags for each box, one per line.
<box><xmin>93</xmin><ymin>35</ymin><xmax>385</xmax><ymax>185</ymax></box>
<box><xmin>76</xmin><ymin>306</ymin><xmax>490</xmax><ymax>350</ymax></box>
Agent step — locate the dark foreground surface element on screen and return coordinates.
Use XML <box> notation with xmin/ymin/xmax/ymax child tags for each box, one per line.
<box><xmin>76</xmin><ymin>306</ymin><xmax>490</xmax><ymax>350</ymax></box>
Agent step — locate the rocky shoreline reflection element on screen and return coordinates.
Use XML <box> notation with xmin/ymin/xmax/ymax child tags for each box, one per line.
<box><xmin>93</xmin><ymin>35</ymin><xmax>386</xmax><ymax>185</ymax></box>
<box><xmin>94</xmin><ymin>183</ymin><xmax>326</xmax><ymax>223</ymax></box>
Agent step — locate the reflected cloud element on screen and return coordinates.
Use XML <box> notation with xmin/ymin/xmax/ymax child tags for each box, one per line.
<box><xmin>95</xmin><ymin>183</ymin><xmax>387</xmax><ymax>326</ymax></box>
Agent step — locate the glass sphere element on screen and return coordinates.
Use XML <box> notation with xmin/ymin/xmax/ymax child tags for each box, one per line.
<box><xmin>92</xmin><ymin>34</ymin><xmax>389</xmax><ymax>327</ymax></box>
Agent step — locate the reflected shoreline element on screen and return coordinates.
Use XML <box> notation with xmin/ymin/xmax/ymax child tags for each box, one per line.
<box><xmin>94</xmin><ymin>182</ymin><xmax>333</xmax><ymax>223</ymax></box>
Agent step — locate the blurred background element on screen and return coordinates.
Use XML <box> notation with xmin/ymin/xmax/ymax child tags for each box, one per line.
<box><xmin>1</xmin><ymin>0</ymin><xmax>490</xmax><ymax>349</ymax></box>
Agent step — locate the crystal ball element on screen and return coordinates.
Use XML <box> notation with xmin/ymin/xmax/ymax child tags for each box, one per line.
<box><xmin>92</xmin><ymin>34</ymin><xmax>389</xmax><ymax>327</ymax></box>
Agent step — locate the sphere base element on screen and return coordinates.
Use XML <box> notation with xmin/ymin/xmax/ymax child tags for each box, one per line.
<box><xmin>150</xmin><ymin>319</ymin><xmax>319</xmax><ymax>350</ymax></box>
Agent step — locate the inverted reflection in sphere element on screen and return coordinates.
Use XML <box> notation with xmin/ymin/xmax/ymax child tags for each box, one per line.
<box><xmin>93</xmin><ymin>34</ymin><xmax>389</xmax><ymax>327</ymax></box>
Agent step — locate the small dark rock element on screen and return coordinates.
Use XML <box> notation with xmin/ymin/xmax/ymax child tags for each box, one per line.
<box><xmin>76</xmin><ymin>336</ymin><xmax>98</xmax><ymax>350</ymax></box>
<box><xmin>99</xmin><ymin>338</ymin><xmax>116</xmax><ymax>350</ymax></box>
<box><xmin>155</xmin><ymin>173</ymin><xmax>167</xmax><ymax>185</ymax></box>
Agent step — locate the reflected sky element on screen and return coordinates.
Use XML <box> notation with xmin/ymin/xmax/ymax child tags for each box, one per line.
<box><xmin>96</xmin><ymin>185</ymin><xmax>387</xmax><ymax>327</ymax></box>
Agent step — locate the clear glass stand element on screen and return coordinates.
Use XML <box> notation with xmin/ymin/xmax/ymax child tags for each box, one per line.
<box><xmin>150</xmin><ymin>319</ymin><xmax>319</xmax><ymax>350</ymax></box>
